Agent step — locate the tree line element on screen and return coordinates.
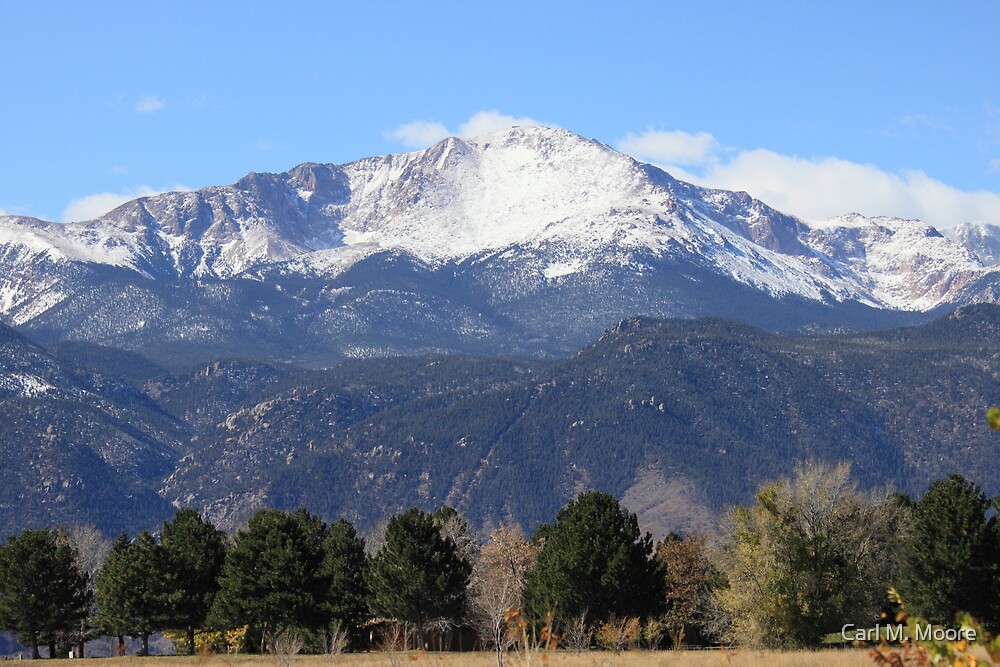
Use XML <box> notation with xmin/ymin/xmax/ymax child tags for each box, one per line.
<box><xmin>2</xmin><ymin>464</ymin><xmax>1000</xmax><ymax>660</ymax></box>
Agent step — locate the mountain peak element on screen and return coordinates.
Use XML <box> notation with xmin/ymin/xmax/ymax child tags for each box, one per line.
<box><xmin>464</xmin><ymin>125</ymin><xmax>621</xmax><ymax>163</ymax></box>
<box><xmin>0</xmin><ymin>127</ymin><xmax>997</xmax><ymax>345</ymax></box>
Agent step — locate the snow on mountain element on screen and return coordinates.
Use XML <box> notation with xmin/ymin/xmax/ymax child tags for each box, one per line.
<box><xmin>336</xmin><ymin>130</ymin><xmax>662</xmax><ymax>257</ymax></box>
<box><xmin>251</xmin><ymin>127</ymin><xmax>998</xmax><ymax>310</ymax></box>
<box><xmin>806</xmin><ymin>214</ymin><xmax>987</xmax><ymax>310</ymax></box>
<box><xmin>0</xmin><ymin>126</ymin><xmax>997</xmax><ymax>334</ymax></box>
<box><xmin>283</xmin><ymin>127</ymin><xmax>871</xmax><ymax>302</ymax></box>
<box><xmin>948</xmin><ymin>222</ymin><xmax>1000</xmax><ymax>267</ymax></box>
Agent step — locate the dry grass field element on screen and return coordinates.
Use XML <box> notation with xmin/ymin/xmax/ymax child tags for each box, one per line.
<box><xmin>35</xmin><ymin>650</ymin><xmax>880</xmax><ymax>667</ymax></box>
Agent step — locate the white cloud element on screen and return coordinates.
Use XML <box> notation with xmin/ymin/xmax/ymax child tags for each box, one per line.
<box><xmin>618</xmin><ymin>129</ymin><xmax>1000</xmax><ymax>229</ymax></box>
<box><xmin>618</xmin><ymin>129</ymin><xmax>720</xmax><ymax>167</ymax></box>
<box><xmin>0</xmin><ymin>207</ymin><xmax>7</xmax><ymax>216</ymax></box>
<box><xmin>135</xmin><ymin>96</ymin><xmax>166</xmax><ymax>113</ymax></box>
<box><xmin>385</xmin><ymin>121</ymin><xmax>450</xmax><ymax>149</ymax></box>
<box><xmin>386</xmin><ymin>110</ymin><xmax>549</xmax><ymax>149</ymax></box>
<box><xmin>61</xmin><ymin>185</ymin><xmax>190</xmax><ymax>222</ymax></box>
<box><xmin>456</xmin><ymin>110</ymin><xmax>545</xmax><ymax>137</ymax></box>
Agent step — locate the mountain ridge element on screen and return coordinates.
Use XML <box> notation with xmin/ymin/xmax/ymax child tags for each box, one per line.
<box><xmin>1</xmin><ymin>126</ymin><xmax>997</xmax><ymax>365</ymax></box>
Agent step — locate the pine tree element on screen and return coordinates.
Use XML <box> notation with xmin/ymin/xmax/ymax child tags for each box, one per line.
<box><xmin>320</xmin><ymin>519</ymin><xmax>369</xmax><ymax>634</ymax></box>
<box><xmin>160</xmin><ymin>509</ymin><xmax>228</xmax><ymax>655</ymax></box>
<box><xmin>209</xmin><ymin>508</ymin><xmax>327</xmax><ymax>652</ymax></box>
<box><xmin>0</xmin><ymin>529</ymin><xmax>90</xmax><ymax>659</ymax></box>
<box><xmin>523</xmin><ymin>491</ymin><xmax>664</xmax><ymax>633</ymax></box>
<box><xmin>367</xmin><ymin>508</ymin><xmax>471</xmax><ymax>649</ymax></box>
<box><xmin>901</xmin><ymin>474</ymin><xmax>999</xmax><ymax>628</ymax></box>
<box><xmin>94</xmin><ymin>531</ymin><xmax>169</xmax><ymax>656</ymax></box>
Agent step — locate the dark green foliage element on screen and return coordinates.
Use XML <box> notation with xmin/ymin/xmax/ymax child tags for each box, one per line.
<box><xmin>160</xmin><ymin>509</ymin><xmax>228</xmax><ymax>655</ymax></box>
<box><xmin>209</xmin><ymin>508</ymin><xmax>327</xmax><ymax>649</ymax></box>
<box><xmin>523</xmin><ymin>491</ymin><xmax>664</xmax><ymax>628</ymax></box>
<box><xmin>165</xmin><ymin>354</ymin><xmax>541</xmax><ymax>531</ymax></box>
<box><xmin>367</xmin><ymin>508</ymin><xmax>472</xmax><ymax>647</ymax></box>
<box><xmin>0</xmin><ymin>401</ymin><xmax>177</xmax><ymax>537</ymax></box>
<box><xmin>901</xmin><ymin>474</ymin><xmax>1000</xmax><ymax>627</ymax></box>
<box><xmin>0</xmin><ymin>529</ymin><xmax>90</xmax><ymax>659</ymax></box>
<box><xmin>93</xmin><ymin>531</ymin><xmax>169</xmax><ymax>656</ymax></box>
<box><xmin>320</xmin><ymin>519</ymin><xmax>369</xmax><ymax>630</ymax></box>
<box><xmin>145</xmin><ymin>359</ymin><xmax>301</xmax><ymax>432</ymax></box>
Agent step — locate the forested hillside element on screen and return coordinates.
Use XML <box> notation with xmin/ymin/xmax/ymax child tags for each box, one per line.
<box><xmin>0</xmin><ymin>305</ymin><xmax>997</xmax><ymax>538</ymax></box>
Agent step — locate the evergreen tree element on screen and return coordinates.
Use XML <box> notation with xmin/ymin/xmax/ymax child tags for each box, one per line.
<box><xmin>209</xmin><ymin>508</ymin><xmax>327</xmax><ymax>652</ymax></box>
<box><xmin>901</xmin><ymin>474</ymin><xmax>999</xmax><ymax>627</ymax></box>
<box><xmin>523</xmin><ymin>491</ymin><xmax>664</xmax><ymax>633</ymax></box>
<box><xmin>320</xmin><ymin>519</ymin><xmax>369</xmax><ymax>634</ymax></box>
<box><xmin>160</xmin><ymin>509</ymin><xmax>228</xmax><ymax>655</ymax></box>
<box><xmin>0</xmin><ymin>529</ymin><xmax>90</xmax><ymax>659</ymax></box>
<box><xmin>94</xmin><ymin>531</ymin><xmax>169</xmax><ymax>656</ymax></box>
<box><xmin>367</xmin><ymin>508</ymin><xmax>472</xmax><ymax>649</ymax></box>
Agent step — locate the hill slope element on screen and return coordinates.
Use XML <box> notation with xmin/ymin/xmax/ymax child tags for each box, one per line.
<box><xmin>0</xmin><ymin>325</ymin><xmax>183</xmax><ymax>537</ymax></box>
<box><xmin>156</xmin><ymin>305</ymin><xmax>1000</xmax><ymax>536</ymax></box>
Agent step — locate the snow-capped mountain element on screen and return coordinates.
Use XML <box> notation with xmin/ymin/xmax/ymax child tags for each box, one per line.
<box><xmin>805</xmin><ymin>214</ymin><xmax>988</xmax><ymax>310</ymax></box>
<box><xmin>948</xmin><ymin>222</ymin><xmax>1000</xmax><ymax>267</ymax></box>
<box><xmin>1</xmin><ymin>127</ymin><xmax>997</xmax><ymax>364</ymax></box>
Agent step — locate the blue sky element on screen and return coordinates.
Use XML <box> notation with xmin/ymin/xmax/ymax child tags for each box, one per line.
<box><xmin>3</xmin><ymin>2</ymin><xmax>1000</xmax><ymax>228</ymax></box>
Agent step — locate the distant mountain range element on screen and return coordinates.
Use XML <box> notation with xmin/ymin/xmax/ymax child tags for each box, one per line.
<box><xmin>1</xmin><ymin>126</ymin><xmax>998</xmax><ymax>367</ymax></box>
<box><xmin>1</xmin><ymin>305</ymin><xmax>998</xmax><ymax>540</ymax></box>
<box><xmin>1</xmin><ymin>126</ymin><xmax>998</xmax><ymax>539</ymax></box>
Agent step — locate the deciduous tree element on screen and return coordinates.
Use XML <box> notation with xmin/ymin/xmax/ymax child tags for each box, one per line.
<box><xmin>64</xmin><ymin>523</ymin><xmax>111</xmax><ymax>658</ymax></box>
<box><xmin>655</xmin><ymin>533</ymin><xmax>715</xmax><ymax>647</ymax></box>
<box><xmin>433</xmin><ymin>506</ymin><xmax>478</xmax><ymax>566</ymax></box>
<box><xmin>469</xmin><ymin>523</ymin><xmax>538</xmax><ymax>667</ymax></box>
<box><xmin>715</xmin><ymin>461</ymin><xmax>907</xmax><ymax>648</ymax></box>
